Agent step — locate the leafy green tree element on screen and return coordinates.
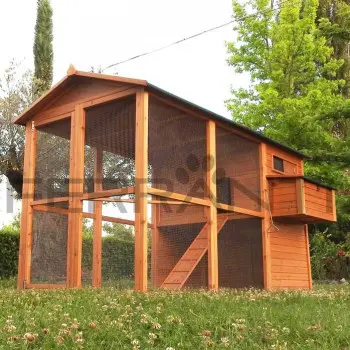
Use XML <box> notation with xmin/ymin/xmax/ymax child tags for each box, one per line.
<box><xmin>33</xmin><ymin>0</ymin><xmax>53</xmax><ymax>95</ymax></box>
<box><xmin>0</xmin><ymin>62</ymin><xmax>39</xmax><ymax>196</ymax></box>
<box><xmin>103</xmin><ymin>222</ymin><xmax>134</xmax><ymax>241</ymax></box>
<box><xmin>227</xmin><ymin>0</ymin><xmax>350</xmax><ymax>240</ymax></box>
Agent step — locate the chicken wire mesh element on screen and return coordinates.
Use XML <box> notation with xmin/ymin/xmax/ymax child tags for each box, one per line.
<box><xmin>84</xmin><ymin>96</ymin><xmax>136</xmax><ymax>193</ymax></box>
<box><xmin>81</xmin><ymin>198</ymin><xmax>137</xmax><ymax>288</ymax></box>
<box><xmin>34</xmin><ymin>118</ymin><xmax>71</xmax><ymax>201</ymax></box>
<box><xmin>151</xmin><ymin>201</ymin><xmax>208</xmax><ymax>289</ymax></box>
<box><xmin>148</xmin><ymin>97</ymin><xmax>207</xmax><ymax>199</ymax></box>
<box><xmin>218</xmin><ymin>217</ymin><xmax>263</xmax><ymax>288</ymax></box>
<box><xmin>30</xmin><ymin>210</ymin><xmax>68</xmax><ymax>284</ymax></box>
<box><xmin>216</xmin><ymin>126</ymin><xmax>261</xmax><ymax>211</ymax></box>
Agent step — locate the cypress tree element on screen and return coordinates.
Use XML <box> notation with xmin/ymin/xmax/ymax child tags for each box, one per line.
<box><xmin>33</xmin><ymin>0</ymin><xmax>53</xmax><ymax>95</ymax></box>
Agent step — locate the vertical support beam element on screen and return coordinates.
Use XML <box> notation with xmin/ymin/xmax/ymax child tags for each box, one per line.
<box><xmin>259</xmin><ymin>142</ymin><xmax>271</xmax><ymax>290</ymax></box>
<box><xmin>332</xmin><ymin>190</ymin><xmax>337</xmax><ymax>221</ymax></box>
<box><xmin>17</xmin><ymin>121</ymin><xmax>37</xmax><ymax>289</ymax></box>
<box><xmin>134</xmin><ymin>89</ymin><xmax>149</xmax><ymax>292</ymax></box>
<box><xmin>206</xmin><ymin>120</ymin><xmax>218</xmax><ymax>291</ymax></box>
<box><xmin>67</xmin><ymin>105</ymin><xmax>85</xmax><ymax>288</ymax></box>
<box><xmin>304</xmin><ymin>224</ymin><xmax>313</xmax><ymax>289</ymax></box>
<box><xmin>92</xmin><ymin>147</ymin><xmax>103</xmax><ymax>287</ymax></box>
<box><xmin>296</xmin><ymin>178</ymin><xmax>306</xmax><ymax>214</ymax></box>
<box><xmin>151</xmin><ymin>197</ymin><xmax>160</xmax><ymax>288</ymax></box>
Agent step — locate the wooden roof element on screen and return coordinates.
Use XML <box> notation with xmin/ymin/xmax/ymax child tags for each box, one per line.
<box><xmin>14</xmin><ymin>67</ymin><xmax>309</xmax><ymax>159</ymax></box>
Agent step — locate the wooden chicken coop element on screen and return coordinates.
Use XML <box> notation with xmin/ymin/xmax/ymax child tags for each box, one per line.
<box><xmin>14</xmin><ymin>67</ymin><xmax>337</xmax><ymax>291</ymax></box>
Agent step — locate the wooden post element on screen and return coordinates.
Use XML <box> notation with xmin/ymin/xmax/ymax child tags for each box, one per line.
<box><xmin>296</xmin><ymin>178</ymin><xmax>306</xmax><ymax>214</ymax></box>
<box><xmin>259</xmin><ymin>142</ymin><xmax>271</xmax><ymax>290</ymax></box>
<box><xmin>92</xmin><ymin>147</ymin><xmax>103</xmax><ymax>287</ymax></box>
<box><xmin>206</xmin><ymin>120</ymin><xmax>218</xmax><ymax>291</ymax></box>
<box><xmin>151</xmin><ymin>198</ymin><xmax>160</xmax><ymax>288</ymax></box>
<box><xmin>17</xmin><ymin>121</ymin><xmax>37</xmax><ymax>289</ymax></box>
<box><xmin>67</xmin><ymin>105</ymin><xmax>85</xmax><ymax>288</ymax></box>
<box><xmin>134</xmin><ymin>89</ymin><xmax>148</xmax><ymax>292</ymax></box>
<box><xmin>332</xmin><ymin>190</ymin><xmax>337</xmax><ymax>221</ymax></box>
<box><xmin>304</xmin><ymin>224</ymin><xmax>313</xmax><ymax>289</ymax></box>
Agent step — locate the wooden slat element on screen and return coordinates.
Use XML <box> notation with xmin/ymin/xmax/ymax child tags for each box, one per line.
<box><xmin>26</xmin><ymin>284</ymin><xmax>66</xmax><ymax>289</ymax></box>
<box><xmin>92</xmin><ymin>147</ymin><xmax>103</xmax><ymax>287</ymax></box>
<box><xmin>259</xmin><ymin>142</ymin><xmax>271</xmax><ymax>290</ymax></box>
<box><xmin>206</xmin><ymin>120</ymin><xmax>218</xmax><ymax>290</ymax></box>
<box><xmin>271</xmin><ymin>251</ymin><xmax>307</xmax><ymax>261</ymax></box>
<box><xmin>270</xmin><ymin>237</ymin><xmax>307</xmax><ymax>248</ymax></box>
<box><xmin>332</xmin><ymin>190</ymin><xmax>337</xmax><ymax>221</ymax></box>
<box><xmin>271</xmin><ymin>244</ymin><xmax>308</xmax><ymax>254</ymax></box>
<box><xmin>31</xmin><ymin>196</ymin><xmax>70</xmax><ymax>206</ymax></box>
<box><xmin>147</xmin><ymin>187</ymin><xmax>210</xmax><ymax>206</ymax></box>
<box><xmin>271</xmin><ymin>258</ymin><xmax>308</xmax><ymax>267</ymax></box>
<box><xmin>296</xmin><ymin>178</ymin><xmax>305</xmax><ymax>214</ymax></box>
<box><xmin>271</xmin><ymin>265</ymin><xmax>308</xmax><ymax>274</ymax></box>
<box><xmin>67</xmin><ymin>105</ymin><xmax>85</xmax><ymax>288</ymax></box>
<box><xmin>82</xmin><ymin>187</ymin><xmax>135</xmax><ymax>200</ymax></box>
<box><xmin>304</xmin><ymin>225</ymin><xmax>312</xmax><ymax>289</ymax></box>
<box><xmin>216</xmin><ymin>202</ymin><xmax>264</xmax><ymax>217</ymax></box>
<box><xmin>134</xmin><ymin>89</ymin><xmax>149</xmax><ymax>292</ymax></box>
<box><xmin>17</xmin><ymin>122</ymin><xmax>37</xmax><ymax>289</ymax></box>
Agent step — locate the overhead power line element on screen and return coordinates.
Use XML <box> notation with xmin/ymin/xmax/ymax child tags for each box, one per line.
<box><xmin>102</xmin><ymin>0</ymin><xmax>297</xmax><ymax>72</ymax></box>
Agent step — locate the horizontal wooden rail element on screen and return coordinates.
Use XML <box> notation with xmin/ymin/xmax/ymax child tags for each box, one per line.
<box><xmin>26</xmin><ymin>284</ymin><xmax>66</xmax><ymax>289</ymax></box>
<box><xmin>216</xmin><ymin>202</ymin><xmax>264</xmax><ymax>218</ymax></box>
<box><xmin>147</xmin><ymin>187</ymin><xmax>210</xmax><ymax>206</ymax></box>
<box><xmin>31</xmin><ymin>197</ymin><xmax>70</xmax><ymax>206</ymax></box>
<box><xmin>82</xmin><ymin>187</ymin><xmax>135</xmax><ymax>200</ymax></box>
<box><xmin>33</xmin><ymin>204</ymin><xmax>153</xmax><ymax>228</ymax></box>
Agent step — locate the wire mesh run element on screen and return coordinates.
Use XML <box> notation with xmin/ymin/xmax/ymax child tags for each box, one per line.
<box><xmin>216</xmin><ymin>126</ymin><xmax>261</xmax><ymax>211</ymax></box>
<box><xmin>30</xmin><ymin>210</ymin><xmax>68</xmax><ymax>284</ymax></box>
<box><xmin>152</xmin><ymin>201</ymin><xmax>208</xmax><ymax>289</ymax></box>
<box><xmin>81</xmin><ymin>198</ymin><xmax>137</xmax><ymax>289</ymax></box>
<box><xmin>218</xmin><ymin>217</ymin><xmax>263</xmax><ymax>288</ymax></box>
<box><xmin>84</xmin><ymin>96</ymin><xmax>136</xmax><ymax>193</ymax></box>
<box><xmin>34</xmin><ymin>118</ymin><xmax>71</xmax><ymax>201</ymax></box>
<box><xmin>148</xmin><ymin>97</ymin><xmax>207</xmax><ymax>199</ymax></box>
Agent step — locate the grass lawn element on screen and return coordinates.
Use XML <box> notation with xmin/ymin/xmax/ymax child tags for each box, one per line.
<box><xmin>0</xmin><ymin>279</ymin><xmax>349</xmax><ymax>349</ymax></box>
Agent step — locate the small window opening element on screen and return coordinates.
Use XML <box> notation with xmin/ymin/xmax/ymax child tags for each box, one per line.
<box><xmin>273</xmin><ymin>156</ymin><xmax>284</xmax><ymax>172</ymax></box>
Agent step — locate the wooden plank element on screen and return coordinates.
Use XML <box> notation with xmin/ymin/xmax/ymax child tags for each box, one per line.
<box><xmin>17</xmin><ymin>122</ymin><xmax>37</xmax><ymax>289</ymax></box>
<box><xmin>26</xmin><ymin>284</ymin><xmax>66</xmax><ymax>289</ymax></box>
<box><xmin>271</xmin><ymin>244</ymin><xmax>308</xmax><ymax>254</ymax></box>
<box><xmin>134</xmin><ymin>89</ymin><xmax>149</xmax><ymax>292</ymax></box>
<box><xmin>332</xmin><ymin>190</ymin><xmax>337</xmax><ymax>221</ymax></box>
<box><xmin>271</xmin><ymin>265</ymin><xmax>308</xmax><ymax>274</ymax></box>
<box><xmin>259</xmin><ymin>142</ymin><xmax>271</xmax><ymax>290</ymax></box>
<box><xmin>271</xmin><ymin>279</ymin><xmax>309</xmax><ymax>288</ymax></box>
<box><xmin>270</xmin><ymin>237</ymin><xmax>307</xmax><ymax>248</ymax></box>
<box><xmin>304</xmin><ymin>225</ymin><xmax>312</xmax><ymax>289</ymax></box>
<box><xmin>31</xmin><ymin>196</ymin><xmax>70</xmax><ymax>206</ymax></box>
<box><xmin>272</xmin><ymin>273</ymin><xmax>309</xmax><ymax>281</ymax></box>
<box><xmin>206</xmin><ymin>120</ymin><xmax>218</xmax><ymax>290</ymax></box>
<box><xmin>271</xmin><ymin>251</ymin><xmax>307</xmax><ymax>261</ymax></box>
<box><xmin>82</xmin><ymin>88</ymin><xmax>137</xmax><ymax>109</ymax></box>
<box><xmin>82</xmin><ymin>187</ymin><xmax>135</xmax><ymax>200</ymax></box>
<box><xmin>216</xmin><ymin>202</ymin><xmax>264</xmax><ymax>217</ymax></box>
<box><xmin>92</xmin><ymin>147</ymin><xmax>103</xmax><ymax>287</ymax></box>
<box><xmin>67</xmin><ymin>105</ymin><xmax>85</xmax><ymax>288</ymax></box>
<box><xmin>147</xmin><ymin>187</ymin><xmax>210</xmax><ymax>206</ymax></box>
<box><xmin>151</xmin><ymin>196</ymin><xmax>160</xmax><ymax>287</ymax></box>
<box><xmin>35</xmin><ymin>112</ymin><xmax>71</xmax><ymax>127</ymax></box>
<box><xmin>271</xmin><ymin>258</ymin><xmax>308</xmax><ymax>268</ymax></box>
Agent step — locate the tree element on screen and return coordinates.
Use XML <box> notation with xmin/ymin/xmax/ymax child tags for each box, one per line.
<box><xmin>33</xmin><ymin>0</ymin><xmax>53</xmax><ymax>95</ymax></box>
<box><xmin>103</xmin><ymin>222</ymin><xmax>134</xmax><ymax>241</ymax></box>
<box><xmin>0</xmin><ymin>62</ymin><xmax>39</xmax><ymax>196</ymax></box>
<box><xmin>227</xmin><ymin>0</ymin><xmax>350</xmax><ymax>239</ymax></box>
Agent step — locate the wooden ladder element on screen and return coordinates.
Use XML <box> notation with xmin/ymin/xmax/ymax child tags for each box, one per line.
<box><xmin>161</xmin><ymin>216</ymin><xmax>228</xmax><ymax>290</ymax></box>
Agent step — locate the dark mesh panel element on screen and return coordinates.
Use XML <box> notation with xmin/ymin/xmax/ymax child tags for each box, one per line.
<box><xmin>218</xmin><ymin>218</ymin><xmax>263</xmax><ymax>288</ymax></box>
<box><xmin>152</xmin><ymin>202</ymin><xmax>208</xmax><ymax>289</ymax></box>
<box><xmin>31</xmin><ymin>210</ymin><xmax>68</xmax><ymax>284</ymax></box>
<box><xmin>34</xmin><ymin>118</ymin><xmax>71</xmax><ymax>200</ymax></box>
<box><xmin>149</xmin><ymin>97</ymin><xmax>207</xmax><ymax>198</ymax></box>
<box><xmin>84</xmin><ymin>96</ymin><xmax>136</xmax><ymax>193</ymax></box>
<box><xmin>216</xmin><ymin>126</ymin><xmax>261</xmax><ymax>211</ymax></box>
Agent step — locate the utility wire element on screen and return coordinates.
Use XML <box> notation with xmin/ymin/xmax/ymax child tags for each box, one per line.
<box><xmin>102</xmin><ymin>0</ymin><xmax>297</xmax><ymax>72</ymax></box>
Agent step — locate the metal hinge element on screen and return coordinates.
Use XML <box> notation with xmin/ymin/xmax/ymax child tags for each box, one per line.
<box><xmin>23</xmin><ymin>279</ymin><xmax>27</xmax><ymax>289</ymax></box>
<box><xmin>31</xmin><ymin>121</ymin><xmax>35</xmax><ymax>132</ymax></box>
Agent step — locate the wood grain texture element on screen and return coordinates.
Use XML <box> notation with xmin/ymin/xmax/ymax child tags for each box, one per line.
<box><xmin>134</xmin><ymin>89</ymin><xmax>149</xmax><ymax>292</ymax></box>
<box><xmin>17</xmin><ymin>122</ymin><xmax>37</xmax><ymax>289</ymax></box>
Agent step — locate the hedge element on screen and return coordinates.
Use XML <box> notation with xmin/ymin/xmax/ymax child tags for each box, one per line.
<box><xmin>0</xmin><ymin>229</ymin><xmax>135</xmax><ymax>280</ymax></box>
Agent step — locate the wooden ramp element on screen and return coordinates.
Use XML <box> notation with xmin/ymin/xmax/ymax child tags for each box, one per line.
<box><xmin>161</xmin><ymin>216</ymin><xmax>228</xmax><ymax>290</ymax></box>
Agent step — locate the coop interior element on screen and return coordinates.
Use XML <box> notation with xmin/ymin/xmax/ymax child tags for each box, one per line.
<box><xmin>28</xmin><ymin>92</ymin><xmax>264</xmax><ymax>290</ymax></box>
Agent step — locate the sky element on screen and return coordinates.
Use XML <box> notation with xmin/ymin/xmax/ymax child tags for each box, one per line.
<box><xmin>0</xmin><ymin>0</ymin><xmax>249</xmax><ymax>119</ymax></box>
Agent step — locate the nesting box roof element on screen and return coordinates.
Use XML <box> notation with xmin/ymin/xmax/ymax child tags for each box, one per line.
<box><xmin>14</xmin><ymin>67</ymin><xmax>309</xmax><ymax>159</ymax></box>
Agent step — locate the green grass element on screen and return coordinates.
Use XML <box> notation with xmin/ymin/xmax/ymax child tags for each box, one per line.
<box><xmin>0</xmin><ymin>280</ymin><xmax>349</xmax><ymax>349</ymax></box>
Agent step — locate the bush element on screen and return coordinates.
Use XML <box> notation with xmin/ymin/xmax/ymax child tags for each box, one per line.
<box><xmin>0</xmin><ymin>228</ymin><xmax>135</xmax><ymax>281</ymax></box>
<box><xmin>310</xmin><ymin>231</ymin><xmax>350</xmax><ymax>280</ymax></box>
<box><xmin>0</xmin><ymin>229</ymin><xmax>19</xmax><ymax>278</ymax></box>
